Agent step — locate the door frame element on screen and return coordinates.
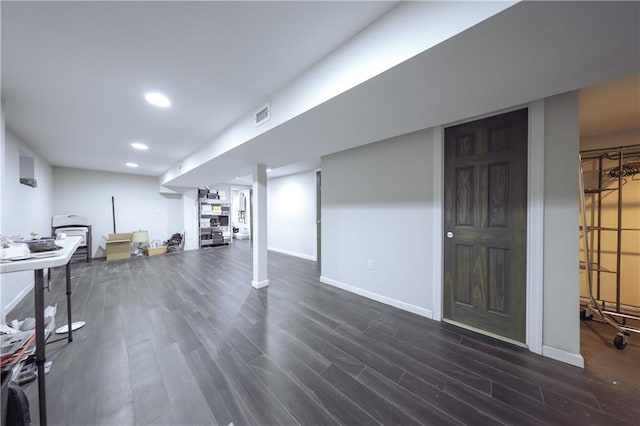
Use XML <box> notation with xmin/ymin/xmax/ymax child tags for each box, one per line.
<box><xmin>316</xmin><ymin>169</ymin><xmax>322</xmax><ymax>264</ymax></box>
<box><xmin>432</xmin><ymin>100</ymin><xmax>544</xmax><ymax>355</ymax></box>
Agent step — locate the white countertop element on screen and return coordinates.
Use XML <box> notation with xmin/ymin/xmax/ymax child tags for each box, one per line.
<box><xmin>0</xmin><ymin>236</ymin><xmax>82</xmax><ymax>274</ymax></box>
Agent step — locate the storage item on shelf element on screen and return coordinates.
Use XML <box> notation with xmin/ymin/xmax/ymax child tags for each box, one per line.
<box><xmin>198</xmin><ymin>191</ymin><xmax>231</xmax><ymax>248</ymax></box>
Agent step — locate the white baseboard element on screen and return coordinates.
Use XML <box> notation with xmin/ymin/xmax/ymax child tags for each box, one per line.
<box><xmin>251</xmin><ymin>279</ymin><xmax>270</xmax><ymax>289</ymax></box>
<box><xmin>542</xmin><ymin>345</ymin><xmax>584</xmax><ymax>368</ymax></box>
<box><xmin>268</xmin><ymin>246</ymin><xmax>316</xmax><ymax>262</ymax></box>
<box><xmin>3</xmin><ymin>281</ymin><xmax>34</xmax><ymax>316</ymax></box>
<box><xmin>319</xmin><ymin>276</ymin><xmax>433</xmax><ymax>319</ymax></box>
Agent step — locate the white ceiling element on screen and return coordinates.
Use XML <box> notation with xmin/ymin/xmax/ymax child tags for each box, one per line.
<box><xmin>1</xmin><ymin>1</ymin><xmax>396</xmax><ymax>176</ymax></box>
<box><xmin>165</xmin><ymin>1</ymin><xmax>640</xmax><ymax>188</ymax></box>
<box><xmin>580</xmin><ymin>74</ymin><xmax>640</xmax><ymax>138</ymax></box>
<box><xmin>2</xmin><ymin>1</ymin><xmax>639</xmax><ymax>190</ymax></box>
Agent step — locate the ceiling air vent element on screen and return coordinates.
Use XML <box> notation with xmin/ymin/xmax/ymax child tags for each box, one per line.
<box><xmin>255</xmin><ymin>102</ymin><xmax>271</xmax><ymax>127</ymax></box>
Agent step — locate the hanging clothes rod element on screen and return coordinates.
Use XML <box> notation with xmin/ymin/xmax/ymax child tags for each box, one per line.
<box><xmin>580</xmin><ymin>143</ymin><xmax>640</xmax><ymax>159</ymax></box>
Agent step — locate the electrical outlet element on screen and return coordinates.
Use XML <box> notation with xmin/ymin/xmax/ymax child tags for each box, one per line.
<box><xmin>367</xmin><ymin>259</ymin><xmax>374</xmax><ymax>270</ymax></box>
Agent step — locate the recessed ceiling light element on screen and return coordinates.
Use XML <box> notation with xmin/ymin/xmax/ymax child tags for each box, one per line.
<box><xmin>144</xmin><ymin>92</ymin><xmax>171</xmax><ymax>108</ymax></box>
<box><xmin>131</xmin><ymin>142</ymin><xmax>149</xmax><ymax>151</ymax></box>
<box><xmin>126</xmin><ymin>162</ymin><xmax>139</xmax><ymax>168</ymax></box>
<box><xmin>266</xmin><ymin>168</ymin><xmax>272</xmax><ymax>172</ymax></box>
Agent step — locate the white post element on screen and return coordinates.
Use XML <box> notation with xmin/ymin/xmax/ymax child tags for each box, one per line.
<box><xmin>252</xmin><ymin>163</ymin><xmax>269</xmax><ymax>288</ymax></box>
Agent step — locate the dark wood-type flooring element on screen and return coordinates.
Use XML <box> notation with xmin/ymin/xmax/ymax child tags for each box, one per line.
<box><xmin>7</xmin><ymin>241</ymin><xmax>640</xmax><ymax>425</ymax></box>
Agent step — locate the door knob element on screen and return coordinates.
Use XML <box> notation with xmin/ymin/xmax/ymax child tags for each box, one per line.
<box><xmin>446</xmin><ymin>231</ymin><xmax>454</xmax><ymax>239</ymax></box>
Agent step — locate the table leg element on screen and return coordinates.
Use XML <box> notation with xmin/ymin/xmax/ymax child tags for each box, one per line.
<box><xmin>34</xmin><ymin>269</ymin><xmax>48</xmax><ymax>426</ymax></box>
<box><xmin>66</xmin><ymin>262</ymin><xmax>73</xmax><ymax>343</ymax></box>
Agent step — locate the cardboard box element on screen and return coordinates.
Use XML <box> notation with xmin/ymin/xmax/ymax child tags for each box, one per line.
<box><xmin>106</xmin><ymin>233</ymin><xmax>131</xmax><ymax>261</ymax></box>
<box><xmin>145</xmin><ymin>247</ymin><xmax>167</xmax><ymax>256</ymax></box>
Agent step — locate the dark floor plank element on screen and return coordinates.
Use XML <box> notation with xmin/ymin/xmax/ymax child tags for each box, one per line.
<box><xmin>127</xmin><ymin>339</ymin><xmax>173</xmax><ymax>425</ymax></box>
<box><xmin>439</xmin><ymin>333</ymin><xmax>607</xmax><ymax>409</ymax></box>
<box><xmin>322</xmin><ymin>364</ymin><xmax>422</xmax><ymax>426</ymax></box>
<box><xmin>155</xmin><ymin>342</ymin><xmax>218</xmax><ymax>425</ymax></box>
<box><xmin>234</xmin><ymin>313</ymin><xmax>332</xmax><ymax>375</ymax></box>
<box><xmin>7</xmin><ymin>242</ymin><xmax>637</xmax><ymax>426</ymax></box>
<box><xmin>97</xmin><ymin>402</ymin><xmax>136</xmax><ymax>426</ymax></box>
<box><xmin>358</xmin><ymin>367</ymin><xmax>463</xmax><ymax>426</ymax></box>
<box><xmin>184</xmin><ymin>348</ymin><xmax>257</xmax><ymax>426</ymax></box>
<box><xmin>540</xmin><ymin>386</ymin><xmax>635</xmax><ymax>426</ymax></box>
<box><xmin>221</xmin><ymin>323</ymin><xmax>263</xmax><ymax>363</ymax></box>
<box><xmin>215</xmin><ymin>349</ymin><xmax>299</xmax><ymax>425</ymax></box>
<box><xmin>424</xmin><ymin>333</ymin><xmax>545</xmax><ymax>401</ymax></box>
<box><xmin>491</xmin><ymin>382</ymin><xmax>575</xmax><ymax>425</ymax></box>
<box><xmin>276</xmin><ymin>351</ymin><xmax>381</xmax><ymax>426</ymax></box>
<box><xmin>95</xmin><ymin>335</ymin><xmax>134</xmax><ymax>421</ymax></box>
<box><xmin>443</xmin><ymin>379</ymin><xmax>545</xmax><ymax>426</ymax></box>
<box><xmin>307</xmin><ymin>322</ymin><xmax>405</xmax><ymax>383</ymax></box>
<box><xmin>396</xmin><ymin>370</ymin><xmax>501</xmax><ymax>426</ymax></box>
<box><xmin>248</xmin><ymin>354</ymin><xmax>339</xmax><ymax>425</ymax></box>
<box><xmin>362</xmin><ymin>324</ymin><xmax>491</xmax><ymax>393</ymax></box>
<box><xmin>278</xmin><ymin>320</ymin><xmax>366</xmax><ymax>376</ymax></box>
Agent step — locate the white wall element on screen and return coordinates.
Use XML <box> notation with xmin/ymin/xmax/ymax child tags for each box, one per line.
<box><xmin>1</xmin><ymin>129</ymin><xmax>54</xmax><ymax>319</ymax></box>
<box><xmin>542</xmin><ymin>91</ymin><xmax>581</xmax><ymax>362</ymax></box>
<box><xmin>182</xmin><ymin>189</ymin><xmax>199</xmax><ymax>251</ymax></box>
<box><xmin>52</xmin><ymin>167</ymin><xmax>183</xmax><ymax>257</ymax></box>
<box><xmin>320</xmin><ymin>95</ymin><xmax>584</xmax><ymax>366</ymax></box>
<box><xmin>267</xmin><ymin>171</ymin><xmax>317</xmax><ymax>261</ymax></box>
<box><xmin>321</xmin><ymin>128</ymin><xmax>435</xmax><ymax>317</ymax></box>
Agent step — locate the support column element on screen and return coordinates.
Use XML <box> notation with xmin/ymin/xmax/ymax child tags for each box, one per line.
<box><xmin>252</xmin><ymin>163</ymin><xmax>269</xmax><ymax>288</ymax></box>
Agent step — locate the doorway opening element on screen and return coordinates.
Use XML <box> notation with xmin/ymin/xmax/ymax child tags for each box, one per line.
<box><xmin>578</xmin><ymin>74</ymin><xmax>640</xmax><ymax>382</ymax></box>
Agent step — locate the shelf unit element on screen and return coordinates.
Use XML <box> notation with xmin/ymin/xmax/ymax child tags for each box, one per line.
<box><xmin>579</xmin><ymin>144</ymin><xmax>640</xmax><ymax>349</ymax></box>
<box><xmin>198</xmin><ymin>198</ymin><xmax>231</xmax><ymax>248</ymax></box>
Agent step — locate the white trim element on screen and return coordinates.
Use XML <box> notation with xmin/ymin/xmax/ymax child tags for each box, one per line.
<box><xmin>3</xmin><ymin>279</ymin><xmax>34</xmax><ymax>314</ymax></box>
<box><xmin>320</xmin><ymin>276</ymin><xmax>433</xmax><ymax>319</ymax></box>
<box><xmin>444</xmin><ymin>104</ymin><xmax>530</xmax><ymax>128</ymax></box>
<box><xmin>251</xmin><ymin>279</ymin><xmax>270</xmax><ymax>289</ymax></box>
<box><xmin>542</xmin><ymin>345</ymin><xmax>584</xmax><ymax>368</ymax></box>
<box><xmin>432</xmin><ymin>126</ymin><xmax>444</xmax><ymax>322</ymax></box>
<box><xmin>527</xmin><ymin>100</ymin><xmax>545</xmax><ymax>355</ymax></box>
<box><xmin>268</xmin><ymin>246</ymin><xmax>316</xmax><ymax>262</ymax></box>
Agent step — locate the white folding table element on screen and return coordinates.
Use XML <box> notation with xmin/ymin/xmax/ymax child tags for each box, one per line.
<box><xmin>1</xmin><ymin>236</ymin><xmax>81</xmax><ymax>426</ymax></box>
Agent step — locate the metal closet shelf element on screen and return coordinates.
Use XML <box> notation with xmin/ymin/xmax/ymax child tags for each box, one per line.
<box><xmin>579</xmin><ymin>144</ymin><xmax>640</xmax><ymax>350</ymax></box>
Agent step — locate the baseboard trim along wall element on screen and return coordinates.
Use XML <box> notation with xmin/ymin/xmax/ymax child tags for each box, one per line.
<box><xmin>542</xmin><ymin>344</ymin><xmax>585</xmax><ymax>368</ymax></box>
<box><xmin>3</xmin><ymin>277</ymin><xmax>35</xmax><ymax>317</ymax></box>
<box><xmin>319</xmin><ymin>276</ymin><xmax>433</xmax><ymax>319</ymax></box>
<box><xmin>251</xmin><ymin>279</ymin><xmax>270</xmax><ymax>289</ymax></box>
<box><xmin>268</xmin><ymin>247</ymin><xmax>316</xmax><ymax>262</ymax></box>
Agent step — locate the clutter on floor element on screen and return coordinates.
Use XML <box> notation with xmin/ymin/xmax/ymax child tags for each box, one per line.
<box><xmin>144</xmin><ymin>246</ymin><xmax>167</xmax><ymax>256</ymax></box>
<box><xmin>165</xmin><ymin>233</ymin><xmax>184</xmax><ymax>253</ymax></box>
<box><xmin>2</xmin><ymin>305</ymin><xmax>57</xmax><ymax>424</ymax></box>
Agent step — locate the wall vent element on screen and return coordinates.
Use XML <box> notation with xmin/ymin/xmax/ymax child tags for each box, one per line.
<box><xmin>19</xmin><ymin>150</ymin><xmax>37</xmax><ymax>187</ymax></box>
<box><xmin>255</xmin><ymin>101</ymin><xmax>271</xmax><ymax>126</ymax></box>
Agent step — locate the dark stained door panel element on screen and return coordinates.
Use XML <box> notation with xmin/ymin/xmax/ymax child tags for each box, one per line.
<box><xmin>443</xmin><ymin>108</ymin><xmax>528</xmax><ymax>342</ymax></box>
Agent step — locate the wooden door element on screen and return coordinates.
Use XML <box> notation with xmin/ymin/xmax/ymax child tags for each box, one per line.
<box><xmin>443</xmin><ymin>109</ymin><xmax>528</xmax><ymax>342</ymax></box>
